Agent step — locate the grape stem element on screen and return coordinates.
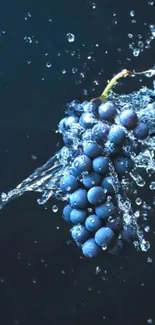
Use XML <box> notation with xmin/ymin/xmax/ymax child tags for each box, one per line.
<box><xmin>91</xmin><ymin>67</ymin><xmax>155</xmax><ymax>103</ymax></box>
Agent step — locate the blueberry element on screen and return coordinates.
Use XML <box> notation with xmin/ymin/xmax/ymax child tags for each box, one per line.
<box><xmin>95</xmin><ymin>201</ymin><xmax>117</xmax><ymax>220</ymax></box>
<box><xmin>95</xmin><ymin>227</ymin><xmax>116</xmax><ymax>249</ymax></box>
<box><xmin>62</xmin><ymin>204</ymin><xmax>72</xmax><ymax>222</ymax></box>
<box><xmin>82</xmin><ymin>172</ymin><xmax>101</xmax><ymax>189</ymax></box>
<box><xmin>82</xmin><ymin>238</ymin><xmax>101</xmax><ymax>258</ymax></box>
<box><xmin>92</xmin><ymin>156</ymin><xmax>109</xmax><ymax>174</ymax></box>
<box><xmin>119</xmin><ymin>109</ymin><xmax>138</xmax><ymax>129</ymax></box>
<box><xmin>70</xmin><ymin>209</ymin><xmax>87</xmax><ymax>224</ymax></box>
<box><xmin>133</xmin><ymin>122</ymin><xmax>149</xmax><ymax>140</ymax></box>
<box><xmin>87</xmin><ymin>186</ymin><xmax>106</xmax><ymax>205</ymax></box>
<box><xmin>70</xmin><ymin>224</ymin><xmax>90</xmax><ymax>243</ymax></box>
<box><xmin>98</xmin><ymin>101</ymin><xmax>117</xmax><ymax>121</ymax></box>
<box><xmin>108</xmin><ymin>125</ymin><xmax>126</xmax><ymax>144</ymax></box>
<box><xmin>85</xmin><ymin>214</ymin><xmax>102</xmax><ymax>232</ymax></box>
<box><xmin>101</xmin><ymin>176</ymin><xmax>115</xmax><ymax>194</ymax></box>
<box><xmin>92</xmin><ymin>122</ymin><xmax>109</xmax><ymax>145</ymax></box>
<box><xmin>70</xmin><ymin>189</ymin><xmax>88</xmax><ymax>209</ymax></box>
<box><xmin>114</xmin><ymin>156</ymin><xmax>134</xmax><ymax>175</ymax></box>
<box><xmin>83</xmin><ymin>141</ymin><xmax>102</xmax><ymax>158</ymax></box>
<box><xmin>60</xmin><ymin>175</ymin><xmax>79</xmax><ymax>193</ymax></box>
<box><xmin>71</xmin><ymin>154</ymin><xmax>92</xmax><ymax>176</ymax></box>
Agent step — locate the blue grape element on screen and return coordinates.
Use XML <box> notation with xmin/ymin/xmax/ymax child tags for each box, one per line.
<box><xmin>60</xmin><ymin>175</ymin><xmax>79</xmax><ymax>193</ymax></box>
<box><xmin>95</xmin><ymin>201</ymin><xmax>117</xmax><ymax>220</ymax></box>
<box><xmin>70</xmin><ymin>208</ymin><xmax>87</xmax><ymax>224</ymax></box>
<box><xmin>119</xmin><ymin>109</ymin><xmax>138</xmax><ymax>129</ymax></box>
<box><xmin>92</xmin><ymin>156</ymin><xmax>109</xmax><ymax>175</ymax></box>
<box><xmin>64</xmin><ymin>116</ymin><xmax>79</xmax><ymax>129</ymax></box>
<box><xmin>83</xmin><ymin>141</ymin><xmax>102</xmax><ymax>158</ymax></box>
<box><xmin>106</xmin><ymin>216</ymin><xmax>122</xmax><ymax>233</ymax></box>
<box><xmin>133</xmin><ymin>122</ymin><xmax>149</xmax><ymax>140</ymax></box>
<box><xmin>82</xmin><ymin>238</ymin><xmax>101</xmax><ymax>258</ymax></box>
<box><xmin>87</xmin><ymin>186</ymin><xmax>106</xmax><ymax>205</ymax></box>
<box><xmin>67</xmin><ymin>100</ymin><xmax>84</xmax><ymax>116</ymax></box>
<box><xmin>85</xmin><ymin>214</ymin><xmax>102</xmax><ymax>232</ymax></box>
<box><xmin>108</xmin><ymin>125</ymin><xmax>126</xmax><ymax>144</ymax></box>
<box><xmin>70</xmin><ymin>224</ymin><xmax>90</xmax><ymax>243</ymax></box>
<box><xmin>92</xmin><ymin>122</ymin><xmax>109</xmax><ymax>145</ymax></box>
<box><xmin>70</xmin><ymin>189</ymin><xmax>88</xmax><ymax>209</ymax></box>
<box><xmin>101</xmin><ymin>176</ymin><xmax>115</xmax><ymax>194</ymax></box>
<box><xmin>82</xmin><ymin>172</ymin><xmax>101</xmax><ymax>189</ymax></box>
<box><xmin>62</xmin><ymin>205</ymin><xmax>72</xmax><ymax>222</ymax></box>
<box><xmin>98</xmin><ymin>101</ymin><xmax>117</xmax><ymax>122</ymax></box>
<box><xmin>114</xmin><ymin>156</ymin><xmax>134</xmax><ymax>175</ymax></box>
<box><xmin>79</xmin><ymin>112</ymin><xmax>96</xmax><ymax>129</ymax></box>
<box><xmin>71</xmin><ymin>154</ymin><xmax>92</xmax><ymax>176</ymax></box>
<box><xmin>95</xmin><ymin>227</ymin><xmax>116</xmax><ymax>249</ymax></box>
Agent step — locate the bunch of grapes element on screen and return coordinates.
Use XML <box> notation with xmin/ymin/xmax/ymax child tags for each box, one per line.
<box><xmin>58</xmin><ymin>90</ymin><xmax>149</xmax><ymax>258</ymax></box>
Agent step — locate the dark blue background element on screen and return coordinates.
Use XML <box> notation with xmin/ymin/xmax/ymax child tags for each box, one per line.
<box><xmin>0</xmin><ymin>1</ymin><xmax>155</xmax><ymax>324</ymax></box>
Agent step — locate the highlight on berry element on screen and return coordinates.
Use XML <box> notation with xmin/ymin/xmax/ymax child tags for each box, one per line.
<box><xmin>0</xmin><ymin>68</ymin><xmax>155</xmax><ymax>259</ymax></box>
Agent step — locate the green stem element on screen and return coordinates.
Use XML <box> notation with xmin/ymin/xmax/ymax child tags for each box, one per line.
<box><xmin>100</xmin><ymin>69</ymin><xmax>132</xmax><ymax>102</ymax></box>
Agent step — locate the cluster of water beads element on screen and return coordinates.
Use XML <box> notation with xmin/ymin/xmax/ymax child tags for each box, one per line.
<box><xmin>1</xmin><ymin>68</ymin><xmax>155</xmax><ymax>257</ymax></box>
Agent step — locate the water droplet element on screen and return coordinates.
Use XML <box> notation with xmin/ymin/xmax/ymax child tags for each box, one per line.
<box><xmin>91</xmin><ymin>2</ymin><xmax>96</xmax><ymax>9</ymax></box>
<box><xmin>52</xmin><ymin>205</ymin><xmax>58</xmax><ymax>213</ymax></box>
<box><xmin>149</xmin><ymin>181</ymin><xmax>155</xmax><ymax>190</ymax></box>
<box><xmin>130</xmin><ymin>10</ymin><xmax>135</xmax><ymax>17</ymax></box>
<box><xmin>66</xmin><ymin>33</ymin><xmax>75</xmax><ymax>42</ymax></box>
<box><xmin>133</xmin><ymin>48</ymin><xmax>140</xmax><ymax>57</ymax></box>
<box><xmin>147</xmin><ymin>318</ymin><xmax>153</xmax><ymax>324</ymax></box>
<box><xmin>147</xmin><ymin>257</ymin><xmax>152</xmax><ymax>263</ymax></box>
<box><xmin>140</xmin><ymin>240</ymin><xmax>150</xmax><ymax>251</ymax></box>
<box><xmin>135</xmin><ymin>198</ymin><xmax>142</xmax><ymax>206</ymax></box>
<box><xmin>46</xmin><ymin>62</ymin><xmax>52</xmax><ymax>68</ymax></box>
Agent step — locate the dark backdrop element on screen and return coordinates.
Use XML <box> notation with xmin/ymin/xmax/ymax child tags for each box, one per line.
<box><xmin>0</xmin><ymin>1</ymin><xmax>155</xmax><ymax>325</ymax></box>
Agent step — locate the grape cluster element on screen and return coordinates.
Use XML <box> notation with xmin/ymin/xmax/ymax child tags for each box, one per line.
<box><xmin>58</xmin><ymin>99</ymin><xmax>149</xmax><ymax>258</ymax></box>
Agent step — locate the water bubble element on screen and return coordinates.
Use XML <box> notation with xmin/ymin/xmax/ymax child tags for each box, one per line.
<box><xmin>149</xmin><ymin>181</ymin><xmax>155</xmax><ymax>190</ymax></box>
<box><xmin>128</xmin><ymin>33</ymin><xmax>133</xmax><ymax>38</ymax></box>
<box><xmin>52</xmin><ymin>205</ymin><xmax>58</xmax><ymax>213</ymax></box>
<box><xmin>102</xmin><ymin>243</ymin><xmax>107</xmax><ymax>251</ymax></box>
<box><xmin>72</xmin><ymin>67</ymin><xmax>77</xmax><ymax>73</ymax></box>
<box><xmin>147</xmin><ymin>257</ymin><xmax>152</xmax><ymax>263</ymax></box>
<box><xmin>130</xmin><ymin>10</ymin><xmax>135</xmax><ymax>17</ymax></box>
<box><xmin>61</xmin><ymin>69</ymin><xmax>66</xmax><ymax>74</ymax></box>
<box><xmin>147</xmin><ymin>318</ymin><xmax>153</xmax><ymax>324</ymax></box>
<box><xmin>95</xmin><ymin>266</ymin><xmax>101</xmax><ymax>275</ymax></box>
<box><xmin>66</xmin><ymin>33</ymin><xmax>75</xmax><ymax>42</ymax></box>
<box><xmin>144</xmin><ymin>226</ymin><xmax>150</xmax><ymax>232</ymax></box>
<box><xmin>91</xmin><ymin>2</ymin><xmax>96</xmax><ymax>9</ymax></box>
<box><xmin>46</xmin><ymin>62</ymin><xmax>52</xmax><ymax>68</ymax></box>
<box><xmin>135</xmin><ymin>198</ymin><xmax>142</xmax><ymax>206</ymax></box>
<box><xmin>140</xmin><ymin>240</ymin><xmax>150</xmax><ymax>251</ymax></box>
<box><xmin>133</xmin><ymin>48</ymin><xmax>140</xmax><ymax>57</ymax></box>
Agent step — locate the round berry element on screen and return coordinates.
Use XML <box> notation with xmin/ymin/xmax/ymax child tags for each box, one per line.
<box><xmin>92</xmin><ymin>122</ymin><xmax>109</xmax><ymax>145</ymax></box>
<box><xmin>133</xmin><ymin>122</ymin><xmax>149</xmax><ymax>140</ymax></box>
<box><xmin>87</xmin><ymin>186</ymin><xmax>106</xmax><ymax>205</ymax></box>
<box><xmin>79</xmin><ymin>112</ymin><xmax>96</xmax><ymax>129</ymax></box>
<box><xmin>83</xmin><ymin>141</ymin><xmax>102</xmax><ymax>158</ymax></box>
<box><xmin>60</xmin><ymin>175</ymin><xmax>79</xmax><ymax>193</ymax></box>
<box><xmin>95</xmin><ymin>227</ymin><xmax>115</xmax><ymax>249</ymax></box>
<box><xmin>101</xmin><ymin>176</ymin><xmax>115</xmax><ymax>194</ymax></box>
<box><xmin>98</xmin><ymin>101</ymin><xmax>117</xmax><ymax>121</ymax></box>
<box><xmin>119</xmin><ymin>109</ymin><xmax>138</xmax><ymax>129</ymax></box>
<box><xmin>82</xmin><ymin>172</ymin><xmax>101</xmax><ymax>189</ymax></box>
<box><xmin>70</xmin><ymin>224</ymin><xmax>90</xmax><ymax>243</ymax></box>
<box><xmin>71</xmin><ymin>154</ymin><xmax>92</xmax><ymax>176</ymax></box>
<box><xmin>70</xmin><ymin>209</ymin><xmax>87</xmax><ymax>224</ymax></box>
<box><xmin>70</xmin><ymin>189</ymin><xmax>88</xmax><ymax>209</ymax></box>
<box><xmin>95</xmin><ymin>201</ymin><xmax>117</xmax><ymax>220</ymax></box>
<box><xmin>82</xmin><ymin>238</ymin><xmax>101</xmax><ymax>258</ymax></box>
<box><xmin>85</xmin><ymin>214</ymin><xmax>102</xmax><ymax>232</ymax></box>
<box><xmin>62</xmin><ymin>205</ymin><xmax>72</xmax><ymax>222</ymax></box>
<box><xmin>92</xmin><ymin>156</ymin><xmax>109</xmax><ymax>175</ymax></box>
<box><xmin>108</xmin><ymin>125</ymin><xmax>126</xmax><ymax>144</ymax></box>
<box><xmin>114</xmin><ymin>156</ymin><xmax>134</xmax><ymax>175</ymax></box>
